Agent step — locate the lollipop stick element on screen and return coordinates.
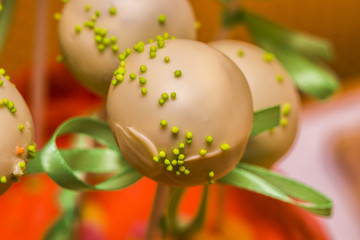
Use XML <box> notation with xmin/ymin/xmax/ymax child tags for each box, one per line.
<box><xmin>146</xmin><ymin>184</ymin><xmax>170</xmax><ymax>240</ymax></box>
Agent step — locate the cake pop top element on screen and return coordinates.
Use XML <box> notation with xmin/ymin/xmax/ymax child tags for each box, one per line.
<box><xmin>107</xmin><ymin>39</ymin><xmax>253</xmax><ymax>187</ymax></box>
<box><xmin>210</xmin><ymin>40</ymin><xmax>300</xmax><ymax>168</ymax></box>
<box><xmin>0</xmin><ymin>70</ymin><xmax>35</xmax><ymax>195</ymax></box>
<box><xmin>58</xmin><ymin>0</ymin><xmax>197</xmax><ymax>96</ymax></box>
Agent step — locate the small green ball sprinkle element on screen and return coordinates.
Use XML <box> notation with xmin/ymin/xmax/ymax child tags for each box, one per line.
<box><xmin>8</xmin><ymin>101</ymin><xmax>14</xmax><ymax>109</ymax></box>
<box><xmin>0</xmin><ymin>176</ymin><xmax>7</xmax><ymax>183</ymax></box>
<box><xmin>194</xmin><ymin>21</ymin><xmax>201</xmax><ymax>29</ymax></box>
<box><xmin>159</xmin><ymin>98</ymin><xmax>165</xmax><ymax>105</ymax></box>
<box><xmin>164</xmin><ymin>56</ymin><xmax>170</xmax><ymax>63</ymax></box>
<box><xmin>166</xmin><ymin>165</ymin><xmax>173</xmax><ymax>172</ymax></box>
<box><xmin>263</xmin><ymin>52</ymin><xmax>275</xmax><ymax>62</ymax></box>
<box><xmin>159</xmin><ymin>151</ymin><xmax>166</xmax><ymax>158</ymax></box>
<box><xmin>125</xmin><ymin>48</ymin><xmax>132</xmax><ymax>56</ymax></box>
<box><xmin>276</xmin><ymin>75</ymin><xmax>284</xmax><ymax>83</ymax></box>
<box><xmin>109</xmin><ymin>7</ymin><xmax>116</xmax><ymax>15</ymax></box>
<box><xmin>178</xmin><ymin>154</ymin><xmax>185</xmax><ymax>160</ymax></box>
<box><xmin>98</xmin><ymin>44</ymin><xmax>105</xmax><ymax>52</ymax></box>
<box><xmin>176</xmin><ymin>171</ymin><xmax>181</xmax><ymax>176</ymax></box>
<box><xmin>173</xmin><ymin>149</ymin><xmax>180</xmax><ymax>155</ymax></box>
<box><xmin>163</xmin><ymin>32</ymin><xmax>169</xmax><ymax>40</ymax></box>
<box><xmin>99</xmin><ymin>28</ymin><xmax>107</xmax><ymax>36</ymax></box>
<box><xmin>170</xmin><ymin>92</ymin><xmax>176</xmax><ymax>99</ymax></box>
<box><xmin>179</xmin><ymin>166</ymin><xmax>186</xmax><ymax>172</ymax></box>
<box><xmin>171</xmin><ymin>160</ymin><xmax>177</xmax><ymax>166</ymax></box>
<box><xmin>160</xmin><ymin>120</ymin><xmax>168</xmax><ymax>127</ymax></box>
<box><xmin>174</xmin><ymin>70</ymin><xmax>182</xmax><ymax>77</ymax></box>
<box><xmin>19</xmin><ymin>124</ymin><xmax>25</xmax><ymax>131</ymax></box>
<box><xmin>150</xmin><ymin>46</ymin><xmax>157</xmax><ymax>52</ymax></box>
<box><xmin>119</xmin><ymin>54</ymin><xmax>126</xmax><ymax>61</ymax></box>
<box><xmin>19</xmin><ymin>161</ymin><xmax>26</xmax><ymax>168</ymax></box>
<box><xmin>75</xmin><ymin>25</ymin><xmax>82</xmax><ymax>33</ymax></box>
<box><xmin>54</xmin><ymin>13</ymin><xmax>61</xmax><ymax>21</ymax></box>
<box><xmin>171</xmin><ymin>126</ymin><xmax>179</xmax><ymax>134</ymax></box>
<box><xmin>282</xmin><ymin>103</ymin><xmax>291</xmax><ymax>116</ymax></box>
<box><xmin>184</xmin><ymin>169</ymin><xmax>190</xmax><ymax>175</ymax></box>
<box><xmin>116</xmin><ymin>74</ymin><xmax>124</xmax><ymax>82</ymax></box>
<box><xmin>140</xmin><ymin>65</ymin><xmax>147</xmax><ymax>73</ymax></box>
<box><xmin>110</xmin><ymin>36</ymin><xmax>117</xmax><ymax>43</ymax></box>
<box><xmin>186</xmin><ymin>132</ymin><xmax>192</xmax><ymax>139</ymax></box>
<box><xmin>0</xmin><ymin>80</ymin><xmax>3</xmax><ymax>86</ymax></box>
<box><xmin>117</xmin><ymin>67</ymin><xmax>126</xmax><ymax>75</ymax></box>
<box><xmin>112</xmin><ymin>45</ymin><xmax>119</xmax><ymax>53</ymax></box>
<box><xmin>95</xmin><ymin>35</ymin><xmax>102</xmax><ymax>43</ymax></box>
<box><xmin>161</xmin><ymin>93</ymin><xmax>169</xmax><ymax>100</ymax></box>
<box><xmin>179</xmin><ymin>143</ymin><xmax>185</xmax><ymax>150</ymax></box>
<box><xmin>164</xmin><ymin>159</ymin><xmax>170</xmax><ymax>165</ymax></box>
<box><xmin>112</xmin><ymin>79</ymin><xmax>119</xmax><ymax>86</ymax></box>
<box><xmin>281</xmin><ymin>118</ymin><xmax>288</xmax><ymax>127</ymax></box>
<box><xmin>120</xmin><ymin>61</ymin><xmax>126</xmax><ymax>67</ymax></box>
<box><xmin>209</xmin><ymin>171</ymin><xmax>215</xmax><ymax>178</ymax></box>
<box><xmin>178</xmin><ymin>160</ymin><xmax>184</xmax><ymax>165</ymax></box>
<box><xmin>186</xmin><ymin>139</ymin><xmax>192</xmax><ymax>144</ymax></box>
<box><xmin>158</xmin><ymin>14</ymin><xmax>166</xmax><ymax>24</ymax></box>
<box><xmin>139</xmin><ymin>77</ymin><xmax>147</xmax><ymax>85</ymax></box>
<box><xmin>56</xmin><ymin>55</ymin><xmax>64</xmax><ymax>62</ymax></box>
<box><xmin>138</xmin><ymin>45</ymin><xmax>144</xmax><ymax>53</ymax></box>
<box><xmin>85</xmin><ymin>4</ymin><xmax>92</xmax><ymax>11</ymax></box>
<box><xmin>4</xmin><ymin>75</ymin><xmax>9</xmax><ymax>81</ymax></box>
<box><xmin>3</xmin><ymin>99</ymin><xmax>8</xmax><ymax>105</ymax></box>
<box><xmin>156</xmin><ymin>35</ymin><xmax>164</xmax><ymax>41</ymax></box>
<box><xmin>157</xmin><ymin>41</ymin><xmax>165</xmax><ymax>49</ymax></box>
<box><xmin>206</xmin><ymin>136</ymin><xmax>213</xmax><ymax>143</ymax></box>
<box><xmin>209</xmin><ymin>179</ymin><xmax>215</xmax><ymax>184</ymax></box>
<box><xmin>84</xmin><ymin>21</ymin><xmax>95</xmax><ymax>29</ymax></box>
<box><xmin>200</xmin><ymin>149</ymin><xmax>207</xmax><ymax>156</ymax></box>
<box><xmin>95</xmin><ymin>10</ymin><xmax>101</xmax><ymax>17</ymax></box>
<box><xmin>170</xmin><ymin>36</ymin><xmax>176</xmax><ymax>40</ymax></box>
<box><xmin>150</xmin><ymin>52</ymin><xmax>156</xmax><ymax>58</ymax></box>
<box><xmin>103</xmin><ymin>38</ymin><xmax>110</xmax><ymax>46</ymax></box>
<box><xmin>0</xmin><ymin>68</ymin><xmax>5</xmax><ymax>75</ymax></box>
<box><xmin>130</xmin><ymin>73</ymin><xmax>136</xmax><ymax>80</ymax></box>
<box><xmin>148</xmin><ymin>39</ymin><xmax>155</xmax><ymax>43</ymax></box>
<box><xmin>153</xmin><ymin>156</ymin><xmax>159</xmax><ymax>163</ymax></box>
<box><xmin>238</xmin><ymin>50</ymin><xmax>244</xmax><ymax>57</ymax></box>
<box><xmin>141</xmin><ymin>87</ymin><xmax>148</xmax><ymax>95</ymax></box>
<box><xmin>10</xmin><ymin>108</ymin><xmax>17</xmax><ymax>113</ymax></box>
<box><xmin>221</xmin><ymin>144</ymin><xmax>230</xmax><ymax>151</ymax></box>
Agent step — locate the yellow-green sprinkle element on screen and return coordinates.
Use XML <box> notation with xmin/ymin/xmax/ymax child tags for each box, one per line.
<box><xmin>166</xmin><ymin>165</ymin><xmax>173</xmax><ymax>172</ymax></box>
<box><xmin>19</xmin><ymin>124</ymin><xmax>24</xmax><ymax>131</ymax></box>
<box><xmin>85</xmin><ymin>4</ymin><xmax>92</xmax><ymax>11</ymax></box>
<box><xmin>209</xmin><ymin>171</ymin><xmax>215</xmax><ymax>178</ymax></box>
<box><xmin>164</xmin><ymin>159</ymin><xmax>171</xmax><ymax>165</ymax></box>
<box><xmin>276</xmin><ymin>75</ymin><xmax>284</xmax><ymax>83</ymax></box>
<box><xmin>209</xmin><ymin>179</ymin><xmax>215</xmax><ymax>184</ymax></box>
<box><xmin>171</xmin><ymin>126</ymin><xmax>179</xmax><ymax>134</ymax></box>
<box><xmin>153</xmin><ymin>156</ymin><xmax>159</xmax><ymax>163</ymax></box>
<box><xmin>173</xmin><ymin>149</ymin><xmax>180</xmax><ymax>155</ymax></box>
<box><xmin>75</xmin><ymin>25</ymin><xmax>82</xmax><ymax>33</ymax></box>
<box><xmin>161</xmin><ymin>93</ymin><xmax>169</xmax><ymax>100</ymax></box>
<box><xmin>130</xmin><ymin>73</ymin><xmax>136</xmax><ymax>80</ymax></box>
<box><xmin>221</xmin><ymin>144</ymin><xmax>230</xmax><ymax>151</ymax></box>
<box><xmin>281</xmin><ymin>117</ymin><xmax>288</xmax><ymax>127</ymax></box>
<box><xmin>164</xmin><ymin>56</ymin><xmax>170</xmax><ymax>63</ymax></box>
<box><xmin>110</xmin><ymin>36</ymin><xmax>117</xmax><ymax>43</ymax></box>
<box><xmin>112</xmin><ymin>45</ymin><xmax>119</xmax><ymax>52</ymax></box>
<box><xmin>178</xmin><ymin>154</ymin><xmax>185</xmax><ymax>160</ymax></box>
<box><xmin>171</xmin><ymin>160</ymin><xmax>177</xmax><ymax>166</ymax></box>
<box><xmin>19</xmin><ymin>162</ymin><xmax>26</xmax><ymax>168</ymax></box>
<box><xmin>141</xmin><ymin>87</ymin><xmax>148</xmax><ymax>95</ymax></box>
<box><xmin>171</xmin><ymin>92</ymin><xmax>176</xmax><ymax>99</ymax></box>
<box><xmin>160</xmin><ymin>120</ymin><xmax>168</xmax><ymax>127</ymax></box>
<box><xmin>179</xmin><ymin>143</ymin><xmax>185</xmax><ymax>150</ymax></box>
<box><xmin>238</xmin><ymin>50</ymin><xmax>244</xmax><ymax>57</ymax></box>
<box><xmin>150</xmin><ymin>52</ymin><xmax>156</xmax><ymax>58</ymax></box>
<box><xmin>54</xmin><ymin>13</ymin><xmax>61</xmax><ymax>21</ymax></box>
<box><xmin>157</xmin><ymin>41</ymin><xmax>165</xmax><ymax>49</ymax></box>
<box><xmin>200</xmin><ymin>149</ymin><xmax>207</xmax><ymax>156</ymax></box>
<box><xmin>184</xmin><ymin>169</ymin><xmax>190</xmax><ymax>175</ymax></box>
<box><xmin>140</xmin><ymin>65</ymin><xmax>147</xmax><ymax>73</ymax></box>
<box><xmin>174</xmin><ymin>70</ymin><xmax>182</xmax><ymax>77</ymax></box>
<box><xmin>158</xmin><ymin>14</ymin><xmax>166</xmax><ymax>24</ymax></box>
<box><xmin>159</xmin><ymin>151</ymin><xmax>166</xmax><ymax>158</ymax></box>
<box><xmin>282</xmin><ymin>103</ymin><xmax>291</xmax><ymax>116</ymax></box>
<box><xmin>0</xmin><ymin>176</ymin><xmax>7</xmax><ymax>183</ymax></box>
<box><xmin>186</xmin><ymin>132</ymin><xmax>192</xmax><ymax>139</ymax></box>
<box><xmin>150</xmin><ymin>46</ymin><xmax>157</xmax><ymax>52</ymax></box>
<box><xmin>206</xmin><ymin>136</ymin><xmax>213</xmax><ymax>143</ymax></box>
<box><xmin>263</xmin><ymin>52</ymin><xmax>275</xmax><ymax>62</ymax></box>
<box><xmin>179</xmin><ymin>166</ymin><xmax>186</xmax><ymax>172</ymax></box>
<box><xmin>159</xmin><ymin>98</ymin><xmax>165</xmax><ymax>105</ymax></box>
<box><xmin>109</xmin><ymin>7</ymin><xmax>116</xmax><ymax>15</ymax></box>
<box><xmin>139</xmin><ymin>77</ymin><xmax>146</xmax><ymax>85</ymax></box>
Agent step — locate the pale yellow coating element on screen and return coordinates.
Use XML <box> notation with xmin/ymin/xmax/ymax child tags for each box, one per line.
<box><xmin>210</xmin><ymin>40</ymin><xmax>300</xmax><ymax>168</ymax></box>
<box><xmin>0</xmin><ymin>76</ymin><xmax>34</xmax><ymax>195</ymax></box>
<box><xmin>107</xmin><ymin>39</ymin><xmax>253</xmax><ymax>187</ymax></box>
<box><xmin>59</xmin><ymin>0</ymin><xmax>196</xmax><ymax>96</ymax></box>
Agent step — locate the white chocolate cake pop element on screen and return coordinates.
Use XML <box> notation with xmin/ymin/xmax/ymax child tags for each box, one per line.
<box><xmin>107</xmin><ymin>39</ymin><xmax>253</xmax><ymax>187</ymax></box>
<box><xmin>210</xmin><ymin>40</ymin><xmax>300</xmax><ymax>168</ymax></box>
<box><xmin>58</xmin><ymin>0</ymin><xmax>197</xmax><ymax>96</ymax></box>
<box><xmin>0</xmin><ymin>70</ymin><xmax>35</xmax><ymax>195</ymax></box>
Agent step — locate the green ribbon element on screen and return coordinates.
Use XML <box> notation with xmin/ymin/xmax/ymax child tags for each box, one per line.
<box><xmin>0</xmin><ymin>0</ymin><xmax>15</xmax><ymax>55</ymax></box>
<box><xmin>27</xmin><ymin>117</ymin><xmax>142</xmax><ymax>191</ymax></box>
<box><xmin>251</xmin><ymin>105</ymin><xmax>279</xmax><ymax>136</ymax></box>
<box><xmin>219</xmin><ymin>163</ymin><xmax>332</xmax><ymax>216</ymax></box>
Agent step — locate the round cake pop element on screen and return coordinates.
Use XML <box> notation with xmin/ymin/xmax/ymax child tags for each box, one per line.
<box><xmin>107</xmin><ymin>39</ymin><xmax>253</xmax><ymax>187</ymax></box>
<box><xmin>58</xmin><ymin>0</ymin><xmax>197</xmax><ymax>96</ymax></box>
<box><xmin>0</xmin><ymin>71</ymin><xmax>35</xmax><ymax>195</ymax></box>
<box><xmin>210</xmin><ymin>40</ymin><xmax>300</xmax><ymax>168</ymax></box>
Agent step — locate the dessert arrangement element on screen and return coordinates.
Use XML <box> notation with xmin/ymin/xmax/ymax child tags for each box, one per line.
<box><xmin>0</xmin><ymin>0</ymin><xmax>339</xmax><ymax>239</ymax></box>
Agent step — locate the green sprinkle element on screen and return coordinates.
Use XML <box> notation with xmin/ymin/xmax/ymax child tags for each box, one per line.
<box><xmin>161</xmin><ymin>93</ymin><xmax>169</xmax><ymax>100</ymax></box>
<box><xmin>7</xmin><ymin>101</ymin><xmax>14</xmax><ymax>109</ymax></box>
<box><xmin>148</xmin><ymin>39</ymin><xmax>155</xmax><ymax>43</ymax></box>
<box><xmin>171</xmin><ymin>36</ymin><xmax>176</xmax><ymax>40</ymax></box>
<box><xmin>119</xmin><ymin>54</ymin><xmax>126</xmax><ymax>61</ymax></box>
<box><xmin>95</xmin><ymin>10</ymin><xmax>100</xmax><ymax>17</ymax></box>
<box><xmin>171</xmin><ymin>160</ymin><xmax>177</xmax><ymax>166</ymax></box>
<box><xmin>54</xmin><ymin>13</ymin><xmax>61</xmax><ymax>21</ymax></box>
<box><xmin>178</xmin><ymin>154</ymin><xmax>185</xmax><ymax>160</ymax></box>
<box><xmin>4</xmin><ymin>75</ymin><xmax>9</xmax><ymax>81</ymax></box>
<box><xmin>263</xmin><ymin>52</ymin><xmax>275</xmax><ymax>62</ymax></box>
<box><xmin>99</xmin><ymin>28</ymin><xmax>107</xmax><ymax>36</ymax></box>
<box><xmin>153</xmin><ymin>156</ymin><xmax>159</xmax><ymax>163</ymax></box>
<box><xmin>186</xmin><ymin>139</ymin><xmax>192</xmax><ymax>144</ymax></box>
<box><xmin>150</xmin><ymin>52</ymin><xmax>156</xmax><ymax>58</ymax></box>
<box><xmin>276</xmin><ymin>75</ymin><xmax>284</xmax><ymax>83</ymax></box>
<box><xmin>130</xmin><ymin>73</ymin><xmax>136</xmax><ymax>80</ymax></box>
<box><xmin>141</xmin><ymin>87</ymin><xmax>148</xmax><ymax>95</ymax></box>
<box><xmin>173</xmin><ymin>149</ymin><xmax>180</xmax><ymax>155</ymax></box>
<box><xmin>174</xmin><ymin>70</ymin><xmax>182</xmax><ymax>77</ymax></box>
<box><xmin>200</xmin><ymin>149</ymin><xmax>207</xmax><ymax>156</ymax></box>
<box><xmin>194</xmin><ymin>21</ymin><xmax>201</xmax><ymax>29</ymax></box>
<box><xmin>10</xmin><ymin>108</ymin><xmax>17</xmax><ymax>113</ymax></box>
<box><xmin>19</xmin><ymin>162</ymin><xmax>26</xmax><ymax>168</ymax></box>
<box><xmin>171</xmin><ymin>92</ymin><xmax>176</xmax><ymax>99</ymax></box>
<box><xmin>140</xmin><ymin>65</ymin><xmax>147</xmax><ymax>73</ymax></box>
<box><xmin>84</xmin><ymin>21</ymin><xmax>95</xmax><ymax>29</ymax></box>
<box><xmin>95</xmin><ymin>35</ymin><xmax>102</xmax><ymax>43</ymax></box>
<box><xmin>184</xmin><ymin>169</ymin><xmax>190</xmax><ymax>175</ymax></box>
<box><xmin>177</xmin><ymin>160</ymin><xmax>184</xmax><ymax>165</ymax></box>
<box><xmin>110</xmin><ymin>36</ymin><xmax>117</xmax><ymax>43</ymax></box>
<box><xmin>112</xmin><ymin>79</ymin><xmax>119</xmax><ymax>86</ymax></box>
<box><xmin>160</xmin><ymin>120</ymin><xmax>168</xmax><ymax>127</ymax></box>
<box><xmin>186</xmin><ymin>132</ymin><xmax>192</xmax><ymax>139</ymax></box>
<box><xmin>0</xmin><ymin>68</ymin><xmax>5</xmax><ymax>75</ymax></box>
<box><xmin>117</xmin><ymin>67</ymin><xmax>126</xmax><ymax>75</ymax></box>
<box><xmin>156</xmin><ymin>35</ymin><xmax>164</xmax><ymax>41</ymax></box>
<box><xmin>209</xmin><ymin>171</ymin><xmax>215</xmax><ymax>178</ymax></box>
<box><xmin>139</xmin><ymin>77</ymin><xmax>147</xmax><ymax>85</ymax></box>
<box><xmin>171</xmin><ymin>127</ymin><xmax>179</xmax><ymax>134</ymax></box>
<box><xmin>159</xmin><ymin>151</ymin><xmax>166</xmax><ymax>158</ymax></box>
<box><xmin>281</xmin><ymin>117</ymin><xmax>288</xmax><ymax>127</ymax></box>
<box><xmin>221</xmin><ymin>144</ymin><xmax>230</xmax><ymax>151</ymax></box>
<box><xmin>206</xmin><ymin>136</ymin><xmax>213</xmax><ymax>143</ymax></box>
<box><xmin>164</xmin><ymin>159</ymin><xmax>170</xmax><ymax>165</ymax></box>
<box><xmin>98</xmin><ymin>44</ymin><xmax>105</xmax><ymax>52</ymax></box>
<box><xmin>166</xmin><ymin>165</ymin><xmax>173</xmax><ymax>172</ymax></box>
<box><xmin>112</xmin><ymin>45</ymin><xmax>120</xmax><ymax>53</ymax></box>
<box><xmin>163</xmin><ymin>32</ymin><xmax>169</xmax><ymax>40</ymax></box>
<box><xmin>157</xmin><ymin>41</ymin><xmax>165</xmax><ymax>49</ymax></box>
<box><xmin>103</xmin><ymin>38</ymin><xmax>110</xmax><ymax>46</ymax></box>
<box><xmin>178</xmin><ymin>143</ymin><xmax>185</xmax><ymax>150</ymax></box>
<box><xmin>150</xmin><ymin>46</ymin><xmax>157</xmax><ymax>52</ymax></box>
<box><xmin>158</xmin><ymin>14</ymin><xmax>166</xmax><ymax>24</ymax></box>
<box><xmin>164</xmin><ymin>56</ymin><xmax>170</xmax><ymax>63</ymax></box>
<box><xmin>179</xmin><ymin>166</ymin><xmax>186</xmax><ymax>172</ymax></box>
<box><xmin>125</xmin><ymin>48</ymin><xmax>132</xmax><ymax>56</ymax></box>
<box><xmin>75</xmin><ymin>25</ymin><xmax>82</xmax><ymax>33</ymax></box>
<box><xmin>238</xmin><ymin>50</ymin><xmax>244</xmax><ymax>57</ymax></box>
<box><xmin>0</xmin><ymin>80</ymin><xmax>3</xmax><ymax>86</ymax></box>
<box><xmin>115</xmin><ymin>74</ymin><xmax>124</xmax><ymax>82</ymax></box>
<box><xmin>159</xmin><ymin>98</ymin><xmax>165</xmax><ymax>105</ymax></box>
<box><xmin>85</xmin><ymin>4</ymin><xmax>92</xmax><ymax>11</ymax></box>
<box><xmin>176</xmin><ymin>171</ymin><xmax>181</xmax><ymax>176</ymax></box>
<box><xmin>0</xmin><ymin>176</ymin><xmax>7</xmax><ymax>183</ymax></box>
<box><xmin>120</xmin><ymin>61</ymin><xmax>126</xmax><ymax>67</ymax></box>
<box><xmin>109</xmin><ymin>7</ymin><xmax>116</xmax><ymax>15</ymax></box>
<box><xmin>3</xmin><ymin>98</ymin><xmax>8</xmax><ymax>105</ymax></box>
<box><xmin>209</xmin><ymin>179</ymin><xmax>215</xmax><ymax>184</ymax></box>
<box><xmin>19</xmin><ymin>124</ymin><xmax>25</xmax><ymax>131</ymax></box>
<box><xmin>282</xmin><ymin>103</ymin><xmax>291</xmax><ymax>116</ymax></box>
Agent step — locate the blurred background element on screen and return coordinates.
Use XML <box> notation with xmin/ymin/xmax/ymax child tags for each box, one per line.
<box><xmin>0</xmin><ymin>0</ymin><xmax>359</xmax><ymax>239</ymax></box>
